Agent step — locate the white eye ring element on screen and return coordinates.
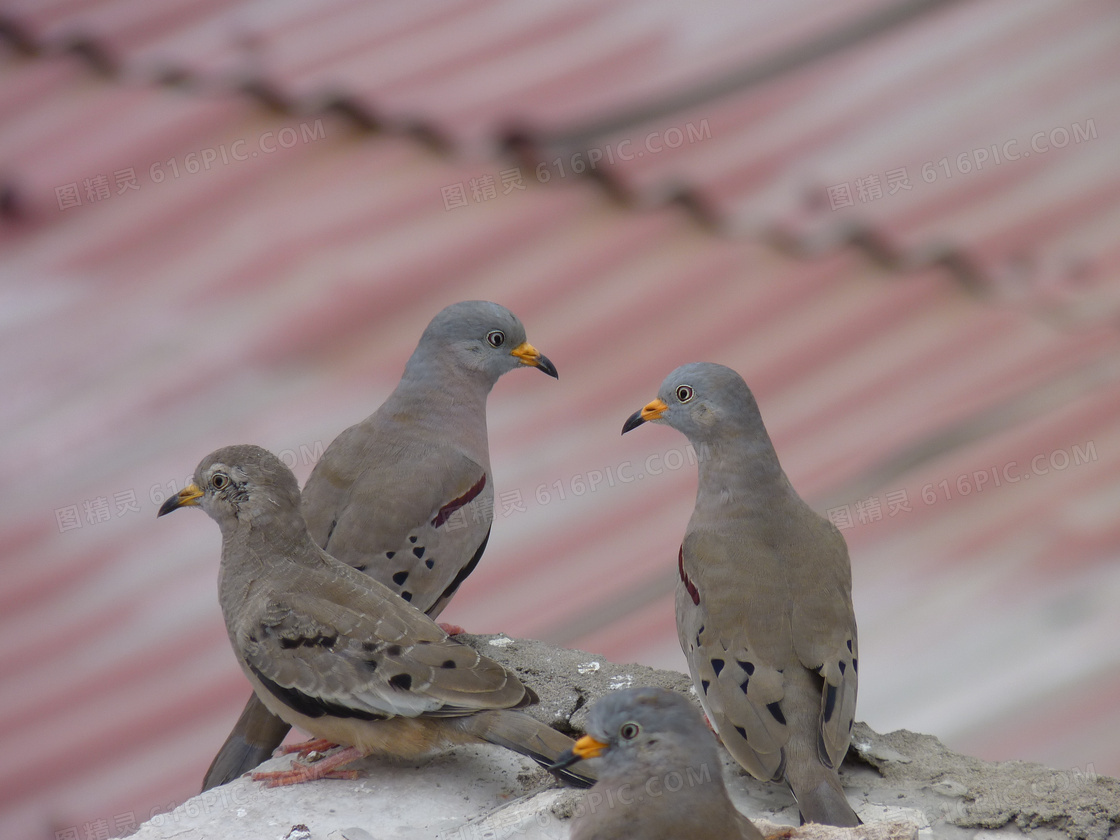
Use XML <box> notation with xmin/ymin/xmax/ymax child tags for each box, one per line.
<box><xmin>675</xmin><ymin>385</ymin><xmax>694</xmax><ymax>403</ymax></box>
<box><xmin>619</xmin><ymin>722</ymin><xmax>641</xmax><ymax>740</ymax></box>
<box><xmin>486</xmin><ymin>330</ymin><xmax>505</xmax><ymax>348</ymax></box>
<box><xmin>211</xmin><ymin>472</ymin><xmax>230</xmax><ymax>490</ymax></box>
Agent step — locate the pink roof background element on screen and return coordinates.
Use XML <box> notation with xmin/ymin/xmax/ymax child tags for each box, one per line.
<box><xmin>3</xmin><ymin>1</ymin><xmax>1120</xmax><ymax>837</ymax></box>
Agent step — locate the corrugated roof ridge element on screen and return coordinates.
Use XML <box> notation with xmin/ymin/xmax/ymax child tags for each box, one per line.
<box><xmin>1</xmin><ymin>0</ymin><xmax>1108</xmax><ymax>304</ymax></box>
<box><xmin>506</xmin><ymin>0</ymin><xmax>967</xmax><ymax>155</ymax></box>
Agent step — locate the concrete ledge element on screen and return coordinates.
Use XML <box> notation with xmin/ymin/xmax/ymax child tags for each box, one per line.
<box><xmin>121</xmin><ymin>635</ymin><xmax>1120</xmax><ymax>840</ymax></box>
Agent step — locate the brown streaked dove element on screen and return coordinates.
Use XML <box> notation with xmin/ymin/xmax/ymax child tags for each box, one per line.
<box><xmin>550</xmin><ymin>686</ymin><xmax>764</xmax><ymax>840</ymax></box>
<box><xmin>622</xmin><ymin>363</ymin><xmax>860</xmax><ymax>827</ymax></box>
<box><xmin>159</xmin><ymin>445</ymin><xmax>592</xmax><ymax>787</ymax></box>
<box><xmin>202</xmin><ymin>301</ymin><xmax>557</xmax><ymax>790</ymax></box>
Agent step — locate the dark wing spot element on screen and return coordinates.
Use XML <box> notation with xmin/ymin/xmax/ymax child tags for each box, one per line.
<box><xmin>392</xmin><ymin>571</ymin><xmax>409</xmax><ymax>585</ymax></box>
<box><xmin>363</xmin><ymin>659</ymin><xmax>378</xmax><ymax>672</ymax></box>
<box><xmin>353</xmin><ymin>564</ymin><xmax>367</xmax><ymax>572</ymax></box>
<box><xmin>852</xmin><ymin>658</ymin><xmax>858</xmax><ymax>673</ymax></box>
<box><xmin>385</xmin><ymin>645</ymin><xmax>402</xmax><ymax>656</ymax></box>
<box><xmin>735</xmin><ymin>725</ymin><xmax>748</xmax><ymax>740</ymax></box>
<box><xmin>425</xmin><ymin>558</ymin><xmax>434</xmax><ymax>569</ymax></box>
<box><xmin>400</xmin><ymin>591</ymin><xmax>413</xmax><ymax>602</ymax></box>
<box><xmin>740</xmin><ymin>679</ymin><xmax>750</xmax><ymax>694</ymax></box>
<box><xmin>711</xmin><ymin>658</ymin><xmax>725</xmax><ymax>676</ymax></box>
<box><xmin>441</xmin><ymin>660</ymin><xmax>457</xmax><ymax>669</ymax></box>
<box><xmin>324</xmin><ymin>518</ymin><xmax>337</xmax><ymax>549</ymax></box>
<box><xmin>248</xmin><ymin>664</ymin><xmax>385</xmax><ymax>721</ymax></box>
<box><xmin>846</xmin><ymin>639</ymin><xmax>853</xmax><ymax>653</ymax></box>
<box><xmin>408</xmin><ymin>536</ymin><xmax>418</xmax><ymax>543</ymax></box>
<box><xmin>362</xmin><ymin>642</ymin><xmax>377</xmax><ymax>653</ymax></box>
<box><xmin>736</xmin><ymin>659</ymin><xmax>755</xmax><ymax>675</ymax></box>
<box><xmin>388</xmin><ymin>673</ymin><xmax>413</xmax><ymax>691</ymax></box>
<box><xmin>838</xmin><ymin>661</ymin><xmax>846</xmax><ymax>675</ymax></box>
<box><xmin>823</xmin><ymin>684</ymin><xmax>838</xmax><ymax>722</ymax></box>
<box><xmin>766</xmin><ymin>701</ymin><xmax>787</xmax><ymax>726</ymax></box>
<box><xmin>701</xmin><ymin>679</ymin><xmax>710</xmax><ymax>693</ymax></box>
<box><xmin>412</xmin><ymin>546</ymin><xmax>425</xmax><ymax>559</ymax></box>
<box><xmin>278</xmin><ymin>635</ymin><xmax>336</xmax><ymax>650</ymax></box>
<box><xmin>385</xmin><ymin>551</ymin><xmax>395</xmax><ymax>559</ymax></box>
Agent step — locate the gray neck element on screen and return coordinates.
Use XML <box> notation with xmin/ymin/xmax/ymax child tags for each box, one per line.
<box><xmin>389</xmin><ymin>350</ymin><xmax>495</xmax><ymax>459</ymax></box>
<box><xmin>218</xmin><ymin>510</ymin><xmax>325</xmax><ymax>617</ymax></box>
<box><xmin>693</xmin><ymin>433</ymin><xmax>792</xmax><ymax>515</ymax></box>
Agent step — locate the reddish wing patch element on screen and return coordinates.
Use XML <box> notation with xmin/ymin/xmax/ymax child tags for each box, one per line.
<box><xmin>678</xmin><ymin>545</ymin><xmax>700</xmax><ymax>605</ymax></box>
<box><xmin>431</xmin><ymin>474</ymin><xmax>487</xmax><ymax>527</ymax></box>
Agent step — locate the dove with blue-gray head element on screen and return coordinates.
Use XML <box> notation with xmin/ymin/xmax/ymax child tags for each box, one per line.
<box><xmin>551</xmin><ymin>686</ymin><xmax>763</xmax><ymax>840</ymax></box>
<box><xmin>622</xmin><ymin>363</ymin><xmax>860</xmax><ymax>826</ymax></box>
<box><xmin>160</xmin><ymin>445</ymin><xmax>591</xmax><ymax>787</ymax></box>
<box><xmin>200</xmin><ymin>301</ymin><xmax>558</xmax><ymax>789</ymax></box>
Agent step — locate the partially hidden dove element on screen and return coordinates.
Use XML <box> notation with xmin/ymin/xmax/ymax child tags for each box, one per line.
<box><xmin>550</xmin><ymin>686</ymin><xmax>763</xmax><ymax>840</ymax></box>
<box><xmin>622</xmin><ymin>363</ymin><xmax>860</xmax><ymax>826</ymax></box>
<box><xmin>159</xmin><ymin>445</ymin><xmax>593</xmax><ymax>787</ymax></box>
<box><xmin>202</xmin><ymin>301</ymin><xmax>557</xmax><ymax>790</ymax></box>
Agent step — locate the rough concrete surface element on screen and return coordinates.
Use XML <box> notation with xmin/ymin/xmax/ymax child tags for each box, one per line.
<box><xmin>120</xmin><ymin>635</ymin><xmax>1120</xmax><ymax>840</ymax></box>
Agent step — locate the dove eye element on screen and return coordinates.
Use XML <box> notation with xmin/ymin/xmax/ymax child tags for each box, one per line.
<box><xmin>619</xmin><ymin>722</ymin><xmax>641</xmax><ymax>741</ymax></box>
<box><xmin>675</xmin><ymin>385</ymin><xmax>694</xmax><ymax>403</ymax></box>
<box><xmin>211</xmin><ymin>472</ymin><xmax>230</xmax><ymax>491</ymax></box>
<box><xmin>486</xmin><ymin>330</ymin><xmax>505</xmax><ymax>348</ymax></box>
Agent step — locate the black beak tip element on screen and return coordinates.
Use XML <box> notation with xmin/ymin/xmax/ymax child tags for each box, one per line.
<box><xmin>547</xmin><ymin>749</ymin><xmax>580</xmax><ymax>773</ymax></box>
<box><xmin>537</xmin><ymin>354</ymin><xmax>559</xmax><ymax>379</ymax></box>
<box><xmin>157</xmin><ymin>496</ymin><xmax>180</xmax><ymax>518</ymax></box>
<box><xmin>621</xmin><ymin>410</ymin><xmax>646</xmax><ymax>435</ymax></box>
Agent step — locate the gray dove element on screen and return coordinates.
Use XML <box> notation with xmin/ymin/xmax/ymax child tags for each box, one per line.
<box><xmin>550</xmin><ymin>686</ymin><xmax>764</xmax><ymax>840</ymax></box>
<box><xmin>202</xmin><ymin>301</ymin><xmax>557</xmax><ymax>789</ymax></box>
<box><xmin>160</xmin><ymin>445</ymin><xmax>590</xmax><ymax>787</ymax></box>
<box><xmin>622</xmin><ymin>363</ymin><xmax>860</xmax><ymax>826</ymax></box>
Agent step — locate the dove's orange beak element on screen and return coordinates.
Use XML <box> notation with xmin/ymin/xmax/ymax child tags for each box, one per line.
<box><xmin>547</xmin><ymin>734</ymin><xmax>609</xmax><ymax>772</ymax></box>
<box><xmin>571</xmin><ymin>734</ymin><xmax>609</xmax><ymax>759</ymax></box>
<box><xmin>157</xmin><ymin>483</ymin><xmax>203</xmax><ymax>517</ymax></box>
<box><xmin>510</xmin><ymin>341</ymin><xmax>558</xmax><ymax>379</ymax></box>
<box><xmin>622</xmin><ymin>397</ymin><xmax>668</xmax><ymax>434</ymax></box>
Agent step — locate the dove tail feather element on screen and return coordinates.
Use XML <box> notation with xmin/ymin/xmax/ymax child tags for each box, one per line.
<box><xmin>202</xmin><ymin>693</ymin><xmax>292</xmax><ymax>791</ymax></box>
<box><xmin>793</xmin><ymin>776</ymin><xmax>861</xmax><ymax>827</ymax></box>
<box><xmin>456</xmin><ymin>710</ymin><xmax>597</xmax><ymax>788</ymax></box>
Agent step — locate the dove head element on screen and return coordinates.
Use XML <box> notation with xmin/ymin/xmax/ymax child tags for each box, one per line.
<box><xmin>570</xmin><ymin>687</ymin><xmax>721</xmax><ymax>776</ymax></box>
<box><xmin>407</xmin><ymin>300</ymin><xmax>557</xmax><ymax>385</ymax></box>
<box><xmin>157</xmin><ymin>444</ymin><xmax>304</xmax><ymax>539</ymax></box>
<box><xmin>622</xmin><ymin>362</ymin><xmax>769</xmax><ymax>446</ymax></box>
